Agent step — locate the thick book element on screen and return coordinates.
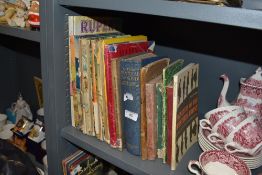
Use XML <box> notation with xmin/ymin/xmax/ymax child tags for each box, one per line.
<box><xmin>145</xmin><ymin>75</ymin><xmax>162</xmax><ymax>160</ymax></box>
<box><xmin>107</xmin><ymin>40</ymin><xmax>155</xmax><ymax>149</ymax></box>
<box><xmin>140</xmin><ymin>58</ymin><xmax>170</xmax><ymax>160</ymax></box>
<box><xmin>120</xmin><ymin>52</ymin><xmax>165</xmax><ymax>156</ymax></box>
<box><xmin>171</xmin><ymin>63</ymin><xmax>199</xmax><ymax>170</ymax></box>
<box><xmin>103</xmin><ymin>35</ymin><xmax>148</xmax><ymax>148</ymax></box>
<box><xmin>161</xmin><ymin>59</ymin><xmax>184</xmax><ymax>163</ymax></box>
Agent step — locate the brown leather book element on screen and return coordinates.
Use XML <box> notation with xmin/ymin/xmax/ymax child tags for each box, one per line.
<box><xmin>140</xmin><ymin>58</ymin><xmax>170</xmax><ymax>160</ymax></box>
<box><xmin>145</xmin><ymin>75</ymin><xmax>162</xmax><ymax>160</ymax></box>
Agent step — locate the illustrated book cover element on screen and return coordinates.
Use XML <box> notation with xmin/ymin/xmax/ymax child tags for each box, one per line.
<box><xmin>171</xmin><ymin>63</ymin><xmax>199</xmax><ymax>170</ymax></box>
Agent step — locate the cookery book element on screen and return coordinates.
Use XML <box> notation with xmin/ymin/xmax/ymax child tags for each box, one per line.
<box><xmin>171</xmin><ymin>63</ymin><xmax>199</xmax><ymax>170</ymax></box>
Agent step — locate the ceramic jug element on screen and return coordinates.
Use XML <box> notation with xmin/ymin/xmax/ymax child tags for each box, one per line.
<box><xmin>218</xmin><ymin>67</ymin><xmax>262</xmax><ymax>119</ymax></box>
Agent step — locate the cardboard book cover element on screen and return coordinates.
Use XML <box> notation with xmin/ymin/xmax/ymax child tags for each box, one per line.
<box><xmin>171</xmin><ymin>63</ymin><xmax>199</xmax><ymax>170</ymax></box>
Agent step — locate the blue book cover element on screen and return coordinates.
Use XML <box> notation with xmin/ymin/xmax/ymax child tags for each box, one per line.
<box><xmin>120</xmin><ymin>52</ymin><xmax>163</xmax><ymax>156</ymax></box>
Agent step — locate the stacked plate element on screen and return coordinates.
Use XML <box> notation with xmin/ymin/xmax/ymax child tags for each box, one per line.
<box><xmin>198</xmin><ymin>126</ymin><xmax>262</xmax><ymax>169</ymax></box>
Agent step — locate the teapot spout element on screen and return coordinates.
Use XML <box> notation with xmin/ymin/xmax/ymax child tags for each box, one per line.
<box><xmin>218</xmin><ymin>74</ymin><xmax>231</xmax><ymax>107</ymax></box>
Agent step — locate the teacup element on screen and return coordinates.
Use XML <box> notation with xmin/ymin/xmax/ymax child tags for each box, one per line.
<box><xmin>188</xmin><ymin>150</ymin><xmax>251</xmax><ymax>175</ymax></box>
<box><xmin>224</xmin><ymin>116</ymin><xmax>262</xmax><ymax>156</ymax></box>
<box><xmin>204</xmin><ymin>106</ymin><xmax>241</xmax><ymax>126</ymax></box>
<box><xmin>200</xmin><ymin>107</ymin><xmax>246</xmax><ymax>138</ymax></box>
<box><xmin>205</xmin><ymin>109</ymin><xmax>247</xmax><ymax>143</ymax></box>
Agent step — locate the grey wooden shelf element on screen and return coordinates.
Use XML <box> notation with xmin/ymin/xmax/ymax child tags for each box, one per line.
<box><xmin>61</xmin><ymin>125</ymin><xmax>203</xmax><ymax>175</ymax></box>
<box><xmin>0</xmin><ymin>24</ymin><xmax>40</xmax><ymax>42</ymax></box>
<box><xmin>58</xmin><ymin>0</ymin><xmax>262</xmax><ymax>30</ymax></box>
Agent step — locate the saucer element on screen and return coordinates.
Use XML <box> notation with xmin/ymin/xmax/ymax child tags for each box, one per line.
<box><xmin>198</xmin><ymin>126</ymin><xmax>262</xmax><ymax>169</ymax></box>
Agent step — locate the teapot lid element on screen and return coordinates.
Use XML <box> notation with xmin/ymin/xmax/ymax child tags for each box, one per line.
<box><xmin>243</xmin><ymin>67</ymin><xmax>262</xmax><ymax>88</ymax></box>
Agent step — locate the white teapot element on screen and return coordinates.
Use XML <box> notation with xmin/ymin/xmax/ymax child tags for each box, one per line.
<box><xmin>218</xmin><ymin>67</ymin><xmax>262</xmax><ymax>119</ymax></box>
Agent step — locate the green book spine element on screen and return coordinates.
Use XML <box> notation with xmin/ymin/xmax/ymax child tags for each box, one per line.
<box><xmin>156</xmin><ymin>82</ymin><xmax>163</xmax><ymax>159</ymax></box>
<box><xmin>162</xmin><ymin>59</ymin><xmax>184</xmax><ymax>163</ymax></box>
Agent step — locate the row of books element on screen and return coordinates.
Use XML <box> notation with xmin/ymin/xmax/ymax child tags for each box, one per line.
<box><xmin>68</xmin><ymin>16</ymin><xmax>199</xmax><ymax>170</ymax></box>
<box><xmin>62</xmin><ymin>149</ymin><xmax>127</xmax><ymax>175</ymax></box>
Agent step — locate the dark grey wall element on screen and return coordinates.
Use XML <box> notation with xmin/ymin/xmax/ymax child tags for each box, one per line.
<box><xmin>0</xmin><ymin>34</ymin><xmax>41</xmax><ymax>114</ymax></box>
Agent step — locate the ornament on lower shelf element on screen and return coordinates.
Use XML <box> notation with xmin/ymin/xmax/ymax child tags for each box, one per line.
<box><xmin>12</xmin><ymin>93</ymin><xmax>33</xmax><ymax>122</ymax></box>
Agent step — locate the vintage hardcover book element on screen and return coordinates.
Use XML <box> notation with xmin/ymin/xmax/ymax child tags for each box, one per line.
<box><xmin>68</xmin><ymin>15</ymin><xmax>121</xmax><ymax>129</ymax></box>
<box><xmin>161</xmin><ymin>59</ymin><xmax>184</xmax><ymax>163</ymax></box>
<box><xmin>145</xmin><ymin>75</ymin><xmax>162</xmax><ymax>160</ymax></box>
<box><xmin>111</xmin><ymin>52</ymin><xmax>153</xmax><ymax>151</ymax></box>
<box><xmin>156</xmin><ymin>82</ymin><xmax>164</xmax><ymax>159</ymax></box>
<box><xmin>171</xmin><ymin>63</ymin><xmax>199</xmax><ymax>170</ymax></box>
<box><xmin>107</xmin><ymin>40</ymin><xmax>155</xmax><ymax>150</ymax></box>
<box><xmin>103</xmin><ymin>35</ymin><xmax>148</xmax><ymax>148</ymax></box>
<box><xmin>120</xmin><ymin>52</ymin><xmax>168</xmax><ymax>156</ymax></box>
<box><xmin>166</xmin><ymin>85</ymin><xmax>173</xmax><ymax>165</ymax></box>
<box><xmin>140</xmin><ymin>58</ymin><xmax>170</xmax><ymax>160</ymax></box>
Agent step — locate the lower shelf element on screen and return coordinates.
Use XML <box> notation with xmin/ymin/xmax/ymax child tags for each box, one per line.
<box><xmin>61</xmin><ymin>126</ymin><xmax>200</xmax><ymax>175</ymax></box>
<box><xmin>61</xmin><ymin>126</ymin><xmax>262</xmax><ymax>175</ymax></box>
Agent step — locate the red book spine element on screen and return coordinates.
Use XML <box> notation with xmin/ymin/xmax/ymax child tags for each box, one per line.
<box><xmin>166</xmin><ymin>86</ymin><xmax>173</xmax><ymax>165</ymax></box>
<box><xmin>146</xmin><ymin>83</ymin><xmax>157</xmax><ymax>160</ymax></box>
<box><xmin>104</xmin><ymin>42</ymin><xmax>150</xmax><ymax>147</ymax></box>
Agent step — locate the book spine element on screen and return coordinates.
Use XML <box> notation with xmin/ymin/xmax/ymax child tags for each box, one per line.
<box><xmin>146</xmin><ymin>83</ymin><xmax>157</xmax><ymax>160</ymax></box>
<box><xmin>140</xmin><ymin>68</ymin><xmax>148</xmax><ymax>160</ymax></box>
<box><xmin>166</xmin><ymin>86</ymin><xmax>173</xmax><ymax>165</ymax></box>
<box><xmin>156</xmin><ymin>83</ymin><xmax>164</xmax><ymax>159</ymax></box>
<box><xmin>112</xmin><ymin>59</ymin><xmax>123</xmax><ymax>150</ymax></box>
<box><xmin>120</xmin><ymin>60</ymin><xmax>142</xmax><ymax>156</ymax></box>
<box><xmin>104</xmin><ymin>52</ymin><xmax>118</xmax><ymax>147</ymax></box>
<box><xmin>162</xmin><ymin>59</ymin><xmax>184</xmax><ymax>162</ymax></box>
<box><xmin>65</xmin><ymin>14</ymin><xmax>72</xmax><ymax>129</ymax></box>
